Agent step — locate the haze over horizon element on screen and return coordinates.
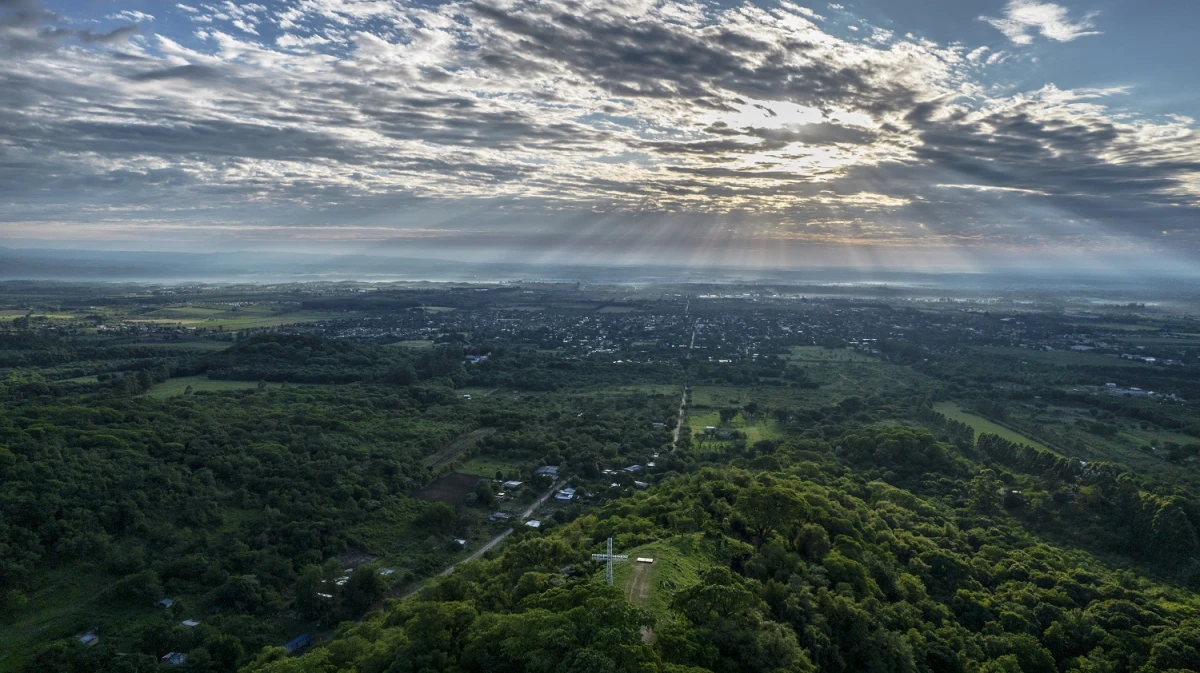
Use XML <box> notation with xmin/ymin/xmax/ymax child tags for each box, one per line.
<box><xmin>2</xmin><ymin>0</ymin><xmax>1199</xmax><ymax>274</ymax></box>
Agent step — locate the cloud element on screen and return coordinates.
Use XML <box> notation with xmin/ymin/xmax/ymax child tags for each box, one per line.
<box><xmin>108</xmin><ymin>10</ymin><xmax>154</xmax><ymax>23</ymax></box>
<box><xmin>78</xmin><ymin>24</ymin><xmax>140</xmax><ymax>44</ymax></box>
<box><xmin>981</xmin><ymin>0</ymin><xmax>1100</xmax><ymax>45</ymax></box>
<box><xmin>0</xmin><ymin>0</ymin><xmax>1196</xmax><ymax>261</ymax></box>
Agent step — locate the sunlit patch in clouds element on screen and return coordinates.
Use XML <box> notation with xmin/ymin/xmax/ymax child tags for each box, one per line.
<box><xmin>981</xmin><ymin>0</ymin><xmax>1100</xmax><ymax>45</ymax></box>
<box><xmin>0</xmin><ymin>0</ymin><xmax>1197</xmax><ymax>269</ymax></box>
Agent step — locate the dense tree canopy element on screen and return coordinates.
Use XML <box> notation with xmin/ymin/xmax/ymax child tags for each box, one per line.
<box><xmin>4</xmin><ymin>287</ymin><xmax>1200</xmax><ymax>673</ymax></box>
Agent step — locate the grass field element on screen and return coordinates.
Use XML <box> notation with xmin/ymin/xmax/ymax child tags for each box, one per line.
<box><xmin>0</xmin><ymin>303</ymin><xmax>350</xmax><ymax>331</ymax></box>
<box><xmin>58</xmin><ymin>375</ymin><xmax>100</xmax><ymax>384</ymax></box>
<box><xmin>607</xmin><ymin>535</ymin><xmax>711</xmax><ymax>622</ymax></box>
<box><xmin>457</xmin><ymin>386</ymin><xmax>503</xmax><ymax>397</ymax></box>
<box><xmin>594</xmin><ymin>384</ymin><xmax>680</xmax><ymax>396</ymax></box>
<box><xmin>1122</xmin><ymin>335</ymin><xmax>1200</xmax><ymax>345</ymax></box>
<box><xmin>387</xmin><ymin>340</ymin><xmax>435</xmax><ymax>349</ymax></box>
<box><xmin>129</xmin><ymin>305</ymin><xmax>347</xmax><ymax>330</ymax></box>
<box><xmin>457</xmin><ymin>455</ymin><xmax>526</xmax><ymax>479</ymax></box>
<box><xmin>145</xmin><ymin>375</ymin><xmax>264</xmax><ymax>397</ymax></box>
<box><xmin>127</xmin><ymin>340</ymin><xmax>232</xmax><ymax>351</ymax></box>
<box><xmin>972</xmin><ymin>346</ymin><xmax>1148</xmax><ymax>368</ymax></box>
<box><xmin>934</xmin><ymin>402</ymin><xmax>1053</xmax><ymax>452</ymax></box>
<box><xmin>145</xmin><ymin>375</ymin><xmax>335</xmax><ymax>397</ymax></box>
<box><xmin>685</xmin><ymin>409</ymin><xmax>781</xmax><ymax>445</ymax></box>
<box><xmin>0</xmin><ymin>312</ymin><xmax>76</xmax><ymax>325</ymax></box>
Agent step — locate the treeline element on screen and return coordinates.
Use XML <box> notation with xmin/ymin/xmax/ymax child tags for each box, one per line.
<box><xmin>0</xmin><ymin>333</ymin><xmax>207</xmax><ymax>369</ymax></box>
<box><xmin>203</xmin><ymin>334</ymin><xmax>455</xmax><ymax>385</ymax></box>
<box><xmin>915</xmin><ymin>405</ymin><xmax>976</xmax><ymax>448</ymax></box>
<box><xmin>204</xmin><ymin>334</ymin><xmax>677</xmax><ymax>392</ymax></box>
<box><xmin>690</xmin><ymin>357</ymin><xmax>819</xmax><ymax>387</ymax></box>
<box><xmin>462</xmin><ymin>355</ymin><xmax>678</xmax><ymax>392</ymax></box>
<box><xmin>975</xmin><ymin>433</ymin><xmax>1200</xmax><ymax>569</ymax></box>
<box><xmin>1046</xmin><ymin>388</ymin><xmax>1200</xmax><ymax>437</ymax></box>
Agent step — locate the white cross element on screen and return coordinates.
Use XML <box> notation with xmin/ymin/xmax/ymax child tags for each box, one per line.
<box><xmin>590</xmin><ymin>537</ymin><xmax>629</xmax><ymax>585</ymax></box>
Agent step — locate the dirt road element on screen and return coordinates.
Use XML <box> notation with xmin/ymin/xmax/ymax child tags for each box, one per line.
<box><xmin>421</xmin><ymin>427</ymin><xmax>496</xmax><ymax>471</ymax></box>
<box><xmin>671</xmin><ymin>322</ymin><xmax>697</xmax><ymax>451</ymax></box>
<box><xmin>403</xmin><ymin>478</ymin><xmax>567</xmax><ymax>595</ymax></box>
<box><xmin>439</xmin><ymin>528</ymin><xmax>511</xmax><ymax>576</ymax></box>
<box><xmin>625</xmin><ymin>561</ymin><xmax>654</xmax><ymax>605</ymax></box>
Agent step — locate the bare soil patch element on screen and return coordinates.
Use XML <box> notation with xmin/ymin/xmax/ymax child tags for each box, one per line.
<box><xmin>415</xmin><ymin>472</ymin><xmax>481</xmax><ymax>506</ymax></box>
<box><xmin>626</xmin><ymin>561</ymin><xmax>655</xmax><ymax>606</ymax></box>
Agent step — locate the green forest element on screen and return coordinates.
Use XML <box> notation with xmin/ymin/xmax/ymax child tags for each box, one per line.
<box><xmin>3</xmin><ymin>283</ymin><xmax>1200</xmax><ymax>673</ymax></box>
<box><xmin>237</xmin><ymin>431</ymin><xmax>1200</xmax><ymax>673</ymax></box>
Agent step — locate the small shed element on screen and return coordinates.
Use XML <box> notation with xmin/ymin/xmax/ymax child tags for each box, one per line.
<box><xmin>155</xmin><ymin>598</ymin><xmax>175</xmax><ymax>609</ymax></box>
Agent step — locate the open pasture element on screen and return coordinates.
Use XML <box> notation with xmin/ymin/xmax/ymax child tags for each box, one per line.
<box><xmin>457</xmin><ymin>455</ymin><xmax>526</xmax><ymax>479</ymax></box>
<box><xmin>934</xmin><ymin>402</ymin><xmax>1053</xmax><ymax>452</ymax></box>
<box><xmin>387</xmin><ymin>339</ymin><xmax>435</xmax><ymax>349</ymax></box>
<box><xmin>686</xmin><ymin>408</ymin><xmax>782</xmax><ymax>445</ymax></box>
<box><xmin>129</xmin><ymin>304</ymin><xmax>347</xmax><ymax>330</ymax></box>
<box><xmin>971</xmin><ymin>346</ymin><xmax>1149</xmax><ymax>368</ymax></box>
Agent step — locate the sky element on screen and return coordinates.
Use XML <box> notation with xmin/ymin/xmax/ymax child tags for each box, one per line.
<box><xmin>1</xmin><ymin>0</ymin><xmax>1198</xmax><ymax>272</ymax></box>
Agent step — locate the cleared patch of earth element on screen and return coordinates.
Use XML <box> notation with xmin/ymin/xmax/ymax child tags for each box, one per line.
<box><xmin>626</xmin><ymin>561</ymin><xmax>655</xmax><ymax>605</ymax></box>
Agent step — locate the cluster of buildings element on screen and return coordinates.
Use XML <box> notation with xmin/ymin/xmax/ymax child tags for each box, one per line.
<box><xmin>1098</xmin><ymin>383</ymin><xmax>1185</xmax><ymax>402</ymax></box>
